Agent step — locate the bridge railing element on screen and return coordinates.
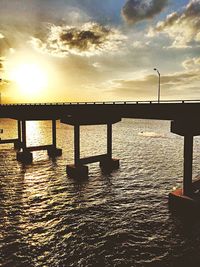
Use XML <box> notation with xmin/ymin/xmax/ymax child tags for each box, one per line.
<box><xmin>1</xmin><ymin>100</ymin><xmax>200</xmax><ymax>106</ymax></box>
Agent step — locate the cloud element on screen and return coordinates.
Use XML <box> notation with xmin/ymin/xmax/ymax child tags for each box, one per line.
<box><xmin>106</xmin><ymin>68</ymin><xmax>200</xmax><ymax>100</ymax></box>
<box><xmin>122</xmin><ymin>0</ymin><xmax>168</xmax><ymax>24</ymax></box>
<box><xmin>30</xmin><ymin>22</ymin><xmax>126</xmax><ymax>57</ymax></box>
<box><xmin>0</xmin><ymin>36</ymin><xmax>10</xmax><ymax>66</ymax></box>
<box><xmin>0</xmin><ymin>33</ymin><xmax>4</xmax><ymax>39</ymax></box>
<box><xmin>182</xmin><ymin>57</ymin><xmax>200</xmax><ymax>70</ymax></box>
<box><xmin>0</xmin><ymin>57</ymin><xmax>4</xmax><ymax>70</ymax></box>
<box><xmin>151</xmin><ymin>0</ymin><xmax>200</xmax><ymax>48</ymax></box>
<box><xmin>0</xmin><ymin>66</ymin><xmax>10</xmax><ymax>93</ymax></box>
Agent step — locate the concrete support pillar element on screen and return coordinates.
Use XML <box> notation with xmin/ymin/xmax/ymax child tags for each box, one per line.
<box><xmin>66</xmin><ymin>124</ymin><xmax>88</xmax><ymax>178</ymax></box>
<box><xmin>47</xmin><ymin>119</ymin><xmax>62</xmax><ymax>157</ymax></box>
<box><xmin>14</xmin><ymin>120</ymin><xmax>22</xmax><ymax>149</ymax></box>
<box><xmin>18</xmin><ymin>120</ymin><xmax>21</xmax><ymax>142</ymax></box>
<box><xmin>66</xmin><ymin>164</ymin><xmax>88</xmax><ymax>179</ymax></box>
<box><xmin>66</xmin><ymin>122</ymin><xmax>119</xmax><ymax>178</ymax></box>
<box><xmin>74</xmin><ymin>124</ymin><xmax>80</xmax><ymax>166</ymax></box>
<box><xmin>183</xmin><ymin>135</ymin><xmax>193</xmax><ymax>196</ymax></box>
<box><xmin>52</xmin><ymin>119</ymin><xmax>56</xmax><ymax>148</ymax></box>
<box><xmin>107</xmin><ymin>123</ymin><xmax>112</xmax><ymax>159</ymax></box>
<box><xmin>22</xmin><ymin>120</ymin><xmax>27</xmax><ymax>150</ymax></box>
<box><xmin>100</xmin><ymin>123</ymin><xmax>119</xmax><ymax>172</ymax></box>
<box><xmin>16</xmin><ymin>120</ymin><xmax>33</xmax><ymax>164</ymax></box>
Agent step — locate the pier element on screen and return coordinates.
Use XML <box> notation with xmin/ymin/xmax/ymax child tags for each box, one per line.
<box><xmin>1</xmin><ymin>100</ymin><xmax>200</xmax><ymax>212</ymax></box>
<box><xmin>15</xmin><ymin>119</ymin><xmax>62</xmax><ymax>164</ymax></box>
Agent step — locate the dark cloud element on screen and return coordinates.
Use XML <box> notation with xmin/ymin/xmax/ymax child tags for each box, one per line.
<box><xmin>185</xmin><ymin>0</ymin><xmax>200</xmax><ymax>17</ymax></box>
<box><xmin>59</xmin><ymin>25</ymin><xmax>110</xmax><ymax>51</ymax></box>
<box><xmin>122</xmin><ymin>0</ymin><xmax>168</xmax><ymax>24</ymax></box>
<box><xmin>31</xmin><ymin>22</ymin><xmax>126</xmax><ymax>57</ymax></box>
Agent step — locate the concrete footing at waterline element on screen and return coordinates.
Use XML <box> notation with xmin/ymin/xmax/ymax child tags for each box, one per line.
<box><xmin>17</xmin><ymin>151</ymin><xmax>33</xmax><ymax>164</ymax></box>
<box><xmin>169</xmin><ymin>189</ymin><xmax>200</xmax><ymax>215</ymax></box>
<box><xmin>66</xmin><ymin>164</ymin><xmax>89</xmax><ymax>179</ymax></box>
<box><xmin>66</xmin><ymin>158</ymin><xmax>120</xmax><ymax>179</ymax></box>
<box><xmin>16</xmin><ymin>146</ymin><xmax>63</xmax><ymax>164</ymax></box>
<box><xmin>100</xmin><ymin>158</ymin><xmax>120</xmax><ymax>172</ymax></box>
<box><xmin>47</xmin><ymin>147</ymin><xmax>62</xmax><ymax>158</ymax></box>
<box><xmin>169</xmin><ymin>179</ymin><xmax>200</xmax><ymax>215</ymax></box>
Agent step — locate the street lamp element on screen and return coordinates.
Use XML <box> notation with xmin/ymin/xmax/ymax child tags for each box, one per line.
<box><xmin>154</xmin><ymin>68</ymin><xmax>161</xmax><ymax>103</ymax></box>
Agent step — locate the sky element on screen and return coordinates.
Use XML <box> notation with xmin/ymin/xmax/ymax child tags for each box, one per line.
<box><xmin>0</xmin><ymin>0</ymin><xmax>200</xmax><ymax>103</ymax></box>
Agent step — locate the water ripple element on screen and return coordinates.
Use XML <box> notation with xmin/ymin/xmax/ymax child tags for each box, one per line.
<box><xmin>1</xmin><ymin>119</ymin><xmax>200</xmax><ymax>266</ymax></box>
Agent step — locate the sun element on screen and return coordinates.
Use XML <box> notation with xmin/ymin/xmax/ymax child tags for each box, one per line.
<box><xmin>9</xmin><ymin>62</ymin><xmax>48</xmax><ymax>96</ymax></box>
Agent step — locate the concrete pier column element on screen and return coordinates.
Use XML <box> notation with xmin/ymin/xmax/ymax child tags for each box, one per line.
<box><xmin>52</xmin><ymin>119</ymin><xmax>56</xmax><ymax>148</ymax></box>
<box><xmin>47</xmin><ymin>120</ymin><xmax>62</xmax><ymax>157</ymax></box>
<box><xmin>74</xmin><ymin>124</ymin><xmax>80</xmax><ymax>166</ymax></box>
<box><xmin>107</xmin><ymin>123</ymin><xmax>112</xmax><ymax>159</ymax></box>
<box><xmin>62</xmin><ymin>116</ymin><xmax>121</xmax><ymax>178</ymax></box>
<box><xmin>100</xmin><ymin>123</ymin><xmax>119</xmax><ymax>172</ymax></box>
<box><xmin>183</xmin><ymin>134</ymin><xmax>193</xmax><ymax>196</ymax></box>
<box><xmin>22</xmin><ymin>120</ymin><xmax>26</xmax><ymax>149</ymax></box>
<box><xmin>66</xmin><ymin>124</ymin><xmax>88</xmax><ymax>178</ymax></box>
<box><xmin>169</xmin><ymin>120</ymin><xmax>199</xmax><ymax>213</ymax></box>
<box><xmin>16</xmin><ymin>120</ymin><xmax>33</xmax><ymax>164</ymax></box>
<box><xmin>18</xmin><ymin>120</ymin><xmax>21</xmax><ymax>142</ymax></box>
<box><xmin>14</xmin><ymin>120</ymin><xmax>22</xmax><ymax>149</ymax></box>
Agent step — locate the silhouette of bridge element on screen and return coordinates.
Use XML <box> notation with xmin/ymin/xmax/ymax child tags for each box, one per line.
<box><xmin>1</xmin><ymin>100</ymin><xmax>200</xmax><ymax>212</ymax></box>
<box><xmin>1</xmin><ymin>99</ymin><xmax>200</xmax><ymax>120</ymax></box>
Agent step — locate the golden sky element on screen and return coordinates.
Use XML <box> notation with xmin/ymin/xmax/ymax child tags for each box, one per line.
<box><xmin>0</xmin><ymin>0</ymin><xmax>200</xmax><ymax>103</ymax></box>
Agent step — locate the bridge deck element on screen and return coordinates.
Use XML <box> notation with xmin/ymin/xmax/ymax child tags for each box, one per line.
<box><xmin>0</xmin><ymin>100</ymin><xmax>200</xmax><ymax>121</ymax></box>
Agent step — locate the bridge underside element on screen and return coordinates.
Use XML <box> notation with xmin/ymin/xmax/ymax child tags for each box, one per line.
<box><xmin>2</xmin><ymin>102</ymin><xmax>200</xmax><ymax>213</ymax></box>
<box><xmin>61</xmin><ymin>115</ymin><xmax>121</xmax><ymax>125</ymax></box>
<box><xmin>0</xmin><ymin>114</ymin><xmax>121</xmax><ymax>177</ymax></box>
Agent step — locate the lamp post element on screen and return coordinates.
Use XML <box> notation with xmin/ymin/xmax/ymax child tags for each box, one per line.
<box><xmin>154</xmin><ymin>68</ymin><xmax>161</xmax><ymax>103</ymax></box>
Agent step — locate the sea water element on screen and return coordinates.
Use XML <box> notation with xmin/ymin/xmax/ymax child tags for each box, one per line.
<box><xmin>1</xmin><ymin>119</ymin><xmax>200</xmax><ymax>267</ymax></box>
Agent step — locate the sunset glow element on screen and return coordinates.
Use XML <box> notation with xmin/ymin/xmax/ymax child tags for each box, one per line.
<box><xmin>9</xmin><ymin>62</ymin><xmax>48</xmax><ymax>97</ymax></box>
<box><xmin>0</xmin><ymin>0</ymin><xmax>199</xmax><ymax>103</ymax></box>
<box><xmin>1</xmin><ymin>2</ymin><xmax>200</xmax><ymax>266</ymax></box>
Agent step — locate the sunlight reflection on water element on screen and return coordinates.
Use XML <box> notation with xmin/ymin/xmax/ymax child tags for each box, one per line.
<box><xmin>1</xmin><ymin>119</ymin><xmax>200</xmax><ymax>266</ymax></box>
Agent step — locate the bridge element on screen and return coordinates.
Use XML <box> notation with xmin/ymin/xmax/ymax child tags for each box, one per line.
<box><xmin>1</xmin><ymin>100</ymin><xmax>200</xmax><ymax>213</ymax></box>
